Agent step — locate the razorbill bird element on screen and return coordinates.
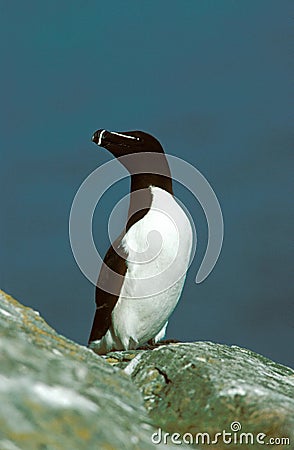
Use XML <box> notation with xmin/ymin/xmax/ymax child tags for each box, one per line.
<box><xmin>88</xmin><ymin>129</ymin><xmax>192</xmax><ymax>354</ymax></box>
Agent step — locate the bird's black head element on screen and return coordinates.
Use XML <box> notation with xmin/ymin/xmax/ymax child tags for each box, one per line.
<box><xmin>91</xmin><ymin>129</ymin><xmax>172</xmax><ymax>194</ymax></box>
<box><xmin>91</xmin><ymin>129</ymin><xmax>165</xmax><ymax>157</ymax></box>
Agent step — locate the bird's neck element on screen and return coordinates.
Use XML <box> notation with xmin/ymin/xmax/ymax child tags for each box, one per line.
<box><xmin>126</xmin><ymin>155</ymin><xmax>173</xmax><ymax>231</ymax></box>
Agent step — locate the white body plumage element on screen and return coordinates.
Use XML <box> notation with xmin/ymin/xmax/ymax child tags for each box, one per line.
<box><xmin>89</xmin><ymin>186</ymin><xmax>192</xmax><ymax>354</ymax></box>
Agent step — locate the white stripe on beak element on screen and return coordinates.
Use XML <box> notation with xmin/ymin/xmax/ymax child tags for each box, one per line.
<box><xmin>98</xmin><ymin>129</ymin><xmax>106</xmax><ymax>146</ymax></box>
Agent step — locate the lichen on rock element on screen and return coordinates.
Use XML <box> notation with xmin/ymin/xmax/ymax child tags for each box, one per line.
<box><xmin>0</xmin><ymin>290</ymin><xmax>179</xmax><ymax>450</ymax></box>
<box><xmin>110</xmin><ymin>342</ymin><xmax>294</xmax><ymax>448</ymax></box>
<box><xmin>1</xmin><ymin>289</ymin><xmax>293</xmax><ymax>449</ymax></box>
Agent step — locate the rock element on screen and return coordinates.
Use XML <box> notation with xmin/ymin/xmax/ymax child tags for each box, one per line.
<box><xmin>106</xmin><ymin>343</ymin><xmax>294</xmax><ymax>448</ymax></box>
<box><xmin>0</xmin><ymin>290</ymin><xmax>179</xmax><ymax>450</ymax></box>
<box><xmin>1</xmin><ymin>289</ymin><xmax>293</xmax><ymax>450</ymax></box>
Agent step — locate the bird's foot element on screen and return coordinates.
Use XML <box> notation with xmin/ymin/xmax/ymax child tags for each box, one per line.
<box><xmin>137</xmin><ymin>339</ymin><xmax>156</xmax><ymax>351</ymax></box>
<box><xmin>158</xmin><ymin>338</ymin><xmax>180</xmax><ymax>345</ymax></box>
<box><xmin>137</xmin><ymin>338</ymin><xmax>181</xmax><ymax>351</ymax></box>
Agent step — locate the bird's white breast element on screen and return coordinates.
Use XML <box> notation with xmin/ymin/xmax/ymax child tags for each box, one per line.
<box><xmin>108</xmin><ymin>186</ymin><xmax>192</xmax><ymax>350</ymax></box>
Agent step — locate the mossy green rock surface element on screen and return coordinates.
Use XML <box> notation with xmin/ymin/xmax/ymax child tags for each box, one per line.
<box><xmin>1</xmin><ymin>289</ymin><xmax>293</xmax><ymax>450</ymax></box>
<box><xmin>0</xmin><ymin>290</ymin><xmax>179</xmax><ymax>450</ymax></box>
<box><xmin>105</xmin><ymin>344</ymin><xmax>294</xmax><ymax>448</ymax></box>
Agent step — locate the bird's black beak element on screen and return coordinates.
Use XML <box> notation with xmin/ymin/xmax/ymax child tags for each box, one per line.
<box><xmin>91</xmin><ymin>129</ymin><xmax>141</xmax><ymax>149</ymax></box>
<box><xmin>91</xmin><ymin>132</ymin><xmax>98</xmax><ymax>143</ymax></box>
<box><xmin>92</xmin><ymin>129</ymin><xmax>107</xmax><ymax>146</ymax></box>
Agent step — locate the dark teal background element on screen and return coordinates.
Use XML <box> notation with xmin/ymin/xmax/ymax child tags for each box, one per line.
<box><xmin>1</xmin><ymin>1</ymin><xmax>293</xmax><ymax>366</ymax></box>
